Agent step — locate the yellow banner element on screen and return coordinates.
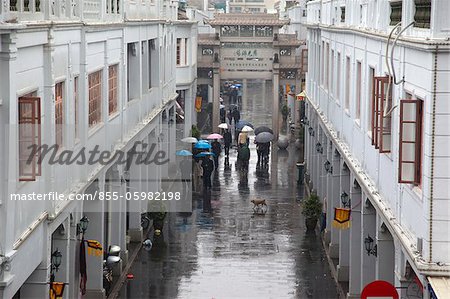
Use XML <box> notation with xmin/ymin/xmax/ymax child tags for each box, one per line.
<box><xmin>49</xmin><ymin>282</ymin><xmax>65</xmax><ymax>299</ymax></box>
<box><xmin>195</xmin><ymin>96</ymin><xmax>202</xmax><ymax>112</ymax></box>
<box><xmin>332</xmin><ymin>208</ymin><xmax>351</xmax><ymax>229</ymax></box>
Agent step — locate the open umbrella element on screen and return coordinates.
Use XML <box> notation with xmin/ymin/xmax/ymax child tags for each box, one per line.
<box><xmin>207</xmin><ymin>133</ymin><xmax>223</xmax><ymax>140</ymax></box>
<box><xmin>176</xmin><ymin>150</ymin><xmax>193</xmax><ymax>156</ymax></box>
<box><xmin>241</xmin><ymin>125</ymin><xmax>254</xmax><ymax>133</ymax></box>
<box><xmin>194</xmin><ymin>142</ymin><xmax>211</xmax><ymax>150</ymax></box>
<box><xmin>181</xmin><ymin>137</ymin><xmax>198</xmax><ymax>143</ymax></box>
<box><xmin>236</xmin><ymin>120</ymin><xmax>254</xmax><ymax>130</ymax></box>
<box><xmin>195</xmin><ymin>152</ymin><xmax>216</xmax><ymax>158</ymax></box>
<box><xmin>255</xmin><ymin>126</ymin><xmax>273</xmax><ymax>135</ymax></box>
<box><xmin>218</xmin><ymin>123</ymin><xmax>229</xmax><ymax>129</ymax></box>
<box><xmin>255</xmin><ymin>132</ymin><xmax>274</xmax><ymax>143</ymax></box>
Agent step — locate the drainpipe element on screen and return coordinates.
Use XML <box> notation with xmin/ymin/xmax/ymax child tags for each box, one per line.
<box><xmin>428</xmin><ymin>45</ymin><xmax>438</xmax><ymax>263</ymax></box>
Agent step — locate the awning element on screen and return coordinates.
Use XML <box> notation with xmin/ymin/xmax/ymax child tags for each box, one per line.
<box><xmin>428</xmin><ymin>277</ymin><xmax>450</xmax><ymax>299</ymax></box>
<box><xmin>296</xmin><ymin>91</ymin><xmax>306</xmax><ymax>101</ymax></box>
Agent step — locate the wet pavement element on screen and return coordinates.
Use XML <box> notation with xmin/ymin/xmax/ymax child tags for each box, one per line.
<box><xmin>118</xmin><ymin>82</ymin><xmax>339</xmax><ymax>299</ymax></box>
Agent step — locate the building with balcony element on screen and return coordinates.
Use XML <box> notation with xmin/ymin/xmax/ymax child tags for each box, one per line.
<box><xmin>304</xmin><ymin>0</ymin><xmax>450</xmax><ymax>298</ymax></box>
<box><xmin>0</xmin><ymin>1</ymin><xmax>197</xmax><ymax>298</ymax></box>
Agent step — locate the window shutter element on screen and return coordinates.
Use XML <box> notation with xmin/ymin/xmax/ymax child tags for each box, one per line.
<box><xmin>399</xmin><ymin>99</ymin><xmax>423</xmax><ymax>184</ymax></box>
<box><xmin>379</xmin><ymin>77</ymin><xmax>392</xmax><ymax>153</ymax></box>
<box><xmin>371</xmin><ymin>76</ymin><xmax>392</xmax><ymax>152</ymax></box>
<box><xmin>18</xmin><ymin>97</ymin><xmax>41</xmax><ymax>181</ymax></box>
<box><xmin>302</xmin><ymin>49</ymin><xmax>308</xmax><ymax>73</ymax></box>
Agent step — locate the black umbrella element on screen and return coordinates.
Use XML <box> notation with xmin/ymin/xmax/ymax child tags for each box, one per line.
<box><xmin>254</xmin><ymin>126</ymin><xmax>273</xmax><ymax>135</ymax></box>
<box><xmin>255</xmin><ymin>132</ymin><xmax>274</xmax><ymax>143</ymax></box>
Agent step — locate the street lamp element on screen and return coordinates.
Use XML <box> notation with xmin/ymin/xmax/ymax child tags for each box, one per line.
<box><xmin>76</xmin><ymin>216</ymin><xmax>89</xmax><ymax>236</ymax></box>
<box><xmin>50</xmin><ymin>249</ymin><xmax>62</xmax><ymax>282</ymax></box>
<box><xmin>324</xmin><ymin>160</ymin><xmax>333</xmax><ymax>174</ymax></box>
<box><xmin>340</xmin><ymin>191</ymin><xmax>351</xmax><ymax>208</ymax></box>
<box><xmin>315</xmin><ymin>142</ymin><xmax>323</xmax><ymax>154</ymax></box>
<box><xmin>364</xmin><ymin>235</ymin><xmax>377</xmax><ymax>257</ymax></box>
<box><xmin>51</xmin><ymin>250</ymin><xmax>62</xmax><ymax>272</ymax></box>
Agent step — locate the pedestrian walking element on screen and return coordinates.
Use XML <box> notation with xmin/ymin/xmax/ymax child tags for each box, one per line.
<box><xmin>237</xmin><ymin>144</ymin><xmax>250</xmax><ymax>171</ymax></box>
<box><xmin>227</xmin><ymin>108</ymin><xmax>233</xmax><ymax>125</ymax></box>
<box><xmin>223</xmin><ymin>129</ymin><xmax>232</xmax><ymax>157</ymax></box>
<box><xmin>201</xmin><ymin>156</ymin><xmax>214</xmax><ymax>189</ymax></box>
<box><xmin>211</xmin><ymin>139</ymin><xmax>222</xmax><ymax>169</ymax></box>
<box><xmin>220</xmin><ymin>106</ymin><xmax>226</xmax><ymax>123</ymax></box>
<box><xmin>255</xmin><ymin>142</ymin><xmax>263</xmax><ymax>168</ymax></box>
<box><xmin>232</xmin><ymin>108</ymin><xmax>240</xmax><ymax>125</ymax></box>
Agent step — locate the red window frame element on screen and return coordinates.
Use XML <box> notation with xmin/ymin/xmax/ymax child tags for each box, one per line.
<box><xmin>55</xmin><ymin>81</ymin><xmax>64</xmax><ymax>148</ymax></box>
<box><xmin>398</xmin><ymin>99</ymin><xmax>423</xmax><ymax>185</ymax></box>
<box><xmin>371</xmin><ymin>76</ymin><xmax>392</xmax><ymax>152</ymax></box>
<box><xmin>18</xmin><ymin>96</ymin><xmax>41</xmax><ymax>181</ymax></box>
<box><xmin>176</xmin><ymin>38</ymin><xmax>181</xmax><ymax>66</ymax></box>
<box><xmin>88</xmin><ymin>70</ymin><xmax>102</xmax><ymax>127</ymax></box>
<box><xmin>108</xmin><ymin>65</ymin><xmax>118</xmax><ymax>115</ymax></box>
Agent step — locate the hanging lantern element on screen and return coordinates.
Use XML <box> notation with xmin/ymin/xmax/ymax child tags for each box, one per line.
<box><xmin>333</xmin><ymin>207</ymin><xmax>351</xmax><ymax>229</ymax></box>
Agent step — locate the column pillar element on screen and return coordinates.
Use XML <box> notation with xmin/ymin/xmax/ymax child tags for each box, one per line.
<box><xmin>337</xmin><ymin>164</ymin><xmax>350</xmax><ymax>282</ymax></box>
<box><xmin>361</xmin><ymin>197</ymin><xmax>376</xmax><ymax>290</ymax></box>
<box><xmin>348</xmin><ymin>178</ymin><xmax>362</xmax><ymax>298</ymax></box>
<box><xmin>376</xmin><ymin>220</ymin><xmax>395</xmax><ymax>284</ymax></box>
<box><xmin>212</xmin><ymin>66</ymin><xmax>220</xmax><ymax>132</ymax></box>
<box><xmin>324</xmin><ymin>144</ymin><xmax>334</xmax><ymax>243</ymax></box>
<box><xmin>84</xmin><ymin>182</ymin><xmax>106</xmax><ymax>298</ymax></box>
<box><xmin>127</xmin><ymin>155</ymin><xmax>143</xmax><ymax>242</ymax></box>
<box><xmin>329</xmin><ymin>151</ymin><xmax>341</xmax><ymax>258</ymax></box>
<box><xmin>272</xmin><ymin>66</ymin><xmax>280</xmax><ymax>140</ymax></box>
<box><xmin>242</xmin><ymin>78</ymin><xmax>248</xmax><ymax>111</ymax></box>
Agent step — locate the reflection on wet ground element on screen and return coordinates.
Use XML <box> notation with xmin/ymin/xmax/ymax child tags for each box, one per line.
<box><xmin>120</xmin><ymin>81</ymin><xmax>338</xmax><ymax>299</ymax></box>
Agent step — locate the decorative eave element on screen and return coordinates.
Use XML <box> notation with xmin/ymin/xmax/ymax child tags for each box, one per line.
<box><xmin>205</xmin><ymin>13</ymin><xmax>290</xmax><ymax>27</ymax></box>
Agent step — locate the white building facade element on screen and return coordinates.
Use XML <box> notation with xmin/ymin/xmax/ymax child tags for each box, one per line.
<box><xmin>304</xmin><ymin>0</ymin><xmax>450</xmax><ymax>298</ymax></box>
<box><xmin>0</xmin><ymin>0</ymin><xmax>197</xmax><ymax>298</ymax></box>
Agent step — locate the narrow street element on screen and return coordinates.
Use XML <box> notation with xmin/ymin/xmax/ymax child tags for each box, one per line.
<box><xmin>119</xmin><ymin>82</ymin><xmax>339</xmax><ymax>299</ymax></box>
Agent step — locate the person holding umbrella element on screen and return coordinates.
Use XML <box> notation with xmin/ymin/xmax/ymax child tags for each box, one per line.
<box><xmin>201</xmin><ymin>155</ymin><xmax>214</xmax><ymax>189</ymax></box>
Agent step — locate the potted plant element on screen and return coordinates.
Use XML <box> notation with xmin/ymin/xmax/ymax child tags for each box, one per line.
<box><xmin>302</xmin><ymin>193</ymin><xmax>322</xmax><ymax>232</ymax></box>
<box><xmin>191</xmin><ymin>125</ymin><xmax>201</xmax><ymax>139</ymax></box>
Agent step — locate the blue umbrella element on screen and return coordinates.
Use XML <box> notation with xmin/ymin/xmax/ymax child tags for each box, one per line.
<box><xmin>195</xmin><ymin>152</ymin><xmax>216</xmax><ymax>158</ymax></box>
<box><xmin>235</xmin><ymin>84</ymin><xmax>242</xmax><ymax>88</ymax></box>
<box><xmin>236</xmin><ymin>120</ymin><xmax>254</xmax><ymax>130</ymax></box>
<box><xmin>176</xmin><ymin>150</ymin><xmax>193</xmax><ymax>156</ymax></box>
<box><xmin>194</xmin><ymin>142</ymin><xmax>211</xmax><ymax>150</ymax></box>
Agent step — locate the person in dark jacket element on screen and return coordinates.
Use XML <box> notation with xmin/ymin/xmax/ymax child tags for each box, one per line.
<box><xmin>237</xmin><ymin>144</ymin><xmax>250</xmax><ymax>170</ymax></box>
<box><xmin>220</xmin><ymin>106</ymin><xmax>226</xmax><ymax>123</ymax></box>
<box><xmin>223</xmin><ymin>129</ymin><xmax>232</xmax><ymax>157</ymax></box>
<box><xmin>227</xmin><ymin>108</ymin><xmax>233</xmax><ymax>125</ymax></box>
<box><xmin>201</xmin><ymin>156</ymin><xmax>214</xmax><ymax>189</ymax></box>
<box><xmin>232</xmin><ymin>108</ymin><xmax>240</xmax><ymax>125</ymax></box>
<box><xmin>256</xmin><ymin>142</ymin><xmax>263</xmax><ymax>168</ymax></box>
<box><xmin>211</xmin><ymin>140</ymin><xmax>222</xmax><ymax>169</ymax></box>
